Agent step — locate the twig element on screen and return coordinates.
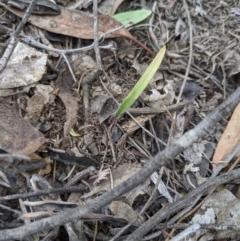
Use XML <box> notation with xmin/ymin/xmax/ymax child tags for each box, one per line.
<box><xmin>176</xmin><ymin>0</ymin><xmax>193</xmax><ymax>103</ymax></box>
<box><xmin>61</xmin><ymin>53</ymin><xmax>77</xmax><ymax>83</ymax></box>
<box><xmin>0</xmin><ymin>185</ymin><xmax>86</xmax><ymax>202</ymax></box>
<box><xmin>0</xmin><ymin>153</ymin><xmax>29</xmax><ymax>164</ymax></box>
<box><xmin>168</xmin><ymin>0</ymin><xmax>193</xmax><ymax>146</ymax></box>
<box><xmin>128</xmin><ymin>101</ymin><xmax>189</xmax><ymax>115</ymax></box>
<box><xmin>0</xmin><ymin>85</ymin><xmax>240</xmax><ymax>241</ymax></box>
<box><xmin>93</xmin><ymin>0</ymin><xmax>102</xmax><ymax>70</ymax></box>
<box><xmin>149</xmin><ymin>1</ymin><xmax>160</xmax><ymax>51</ymax></box>
<box><xmin>170</xmin><ymin>224</ymin><xmax>201</xmax><ymax>241</ymax></box>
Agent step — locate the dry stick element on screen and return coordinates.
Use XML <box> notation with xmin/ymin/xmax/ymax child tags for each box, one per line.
<box><xmin>149</xmin><ymin>1</ymin><xmax>160</xmax><ymax>51</ymax></box>
<box><xmin>61</xmin><ymin>53</ymin><xmax>77</xmax><ymax>83</ymax></box>
<box><xmin>176</xmin><ymin>0</ymin><xmax>193</xmax><ymax>104</ymax></box>
<box><xmin>0</xmin><ymin>0</ymin><xmax>38</xmax><ymax>73</ymax></box>
<box><xmin>170</xmin><ymin>224</ymin><xmax>201</xmax><ymax>241</ymax></box>
<box><xmin>0</xmin><ymin>87</ymin><xmax>240</xmax><ymax>240</ymax></box>
<box><xmin>93</xmin><ymin>0</ymin><xmax>102</xmax><ymax>70</ymax></box>
<box><xmin>0</xmin><ymin>186</ymin><xmax>86</xmax><ymax>202</ymax></box>
<box><xmin>128</xmin><ymin>101</ymin><xmax>189</xmax><ymax>115</ymax></box>
<box><xmin>0</xmin><ymin>154</ymin><xmax>30</xmax><ymax>164</ymax></box>
<box><xmin>150</xmin><ymin>222</ymin><xmax>240</xmax><ymax>231</ymax></box>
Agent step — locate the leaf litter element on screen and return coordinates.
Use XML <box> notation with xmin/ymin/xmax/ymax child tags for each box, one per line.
<box><xmin>1</xmin><ymin>0</ymin><xmax>240</xmax><ymax>240</ymax></box>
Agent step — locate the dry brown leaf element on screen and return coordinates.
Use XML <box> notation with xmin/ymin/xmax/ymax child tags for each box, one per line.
<box><xmin>0</xmin><ymin>99</ymin><xmax>45</xmax><ymax>155</ymax></box>
<box><xmin>4</xmin><ymin>5</ymin><xmax>154</xmax><ymax>55</ymax></box>
<box><xmin>212</xmin><ymin>103</ymin><xmax>240</xmax><ymax>168</ymax></box>
<box><xmin>4</xmin><ymin>5</ymin><xmax>129</xmax><ymax>39</ymax></box>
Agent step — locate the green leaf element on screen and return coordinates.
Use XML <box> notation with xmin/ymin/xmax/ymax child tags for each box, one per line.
<box><xmin>115</xmin><ymin>45</ymin><xmax>166</xmax><ymax>118</ymax></box>
<box><xmin>113</xmin><ymin>9</ymin><xmax>152</xmax><ymax>28</ymax></box>
<box><xmin>69</xmin><ymin>128</ymin><xmax>80</xmax><ymax>137</ymax></box>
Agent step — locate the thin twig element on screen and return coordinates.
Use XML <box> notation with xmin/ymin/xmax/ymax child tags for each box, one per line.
<box><xmin>61</xmin><ymin>53</ymin><xmax>78</xmax><ymax>83</ymax></box>
<box><xmin>176</xmin><ymin>0</ymin><xmax>193</xmax><ymax>103</ymax></box>
<box><xmin>128</xmin><ymin>101</ymin><xmax>189</xmax><ymax>114</ymax></box>
<box><xmin>168</xmin><ymin>0</ymin><xmax>193</xmax><ymax>146</ymax></box>
<box><xmin>0</xmin><ymin>186</ymin><xmax>86</xmax><ymax>202</ymax></box>
<box><xmin>149</xmin><ymin>1</ymin><xmax>160</xmax><ymax>51</ymax></box>
<box><xmin>93</xmin><ymin>0</ymin><xmax>102</xmax><ymax>70</ymax></box>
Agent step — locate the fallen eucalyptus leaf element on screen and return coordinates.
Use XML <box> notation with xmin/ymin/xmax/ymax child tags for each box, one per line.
<box><xmin>0</xmin><ymin>99</ymin><xmax>45</xmax><ymax>155</ymax></box>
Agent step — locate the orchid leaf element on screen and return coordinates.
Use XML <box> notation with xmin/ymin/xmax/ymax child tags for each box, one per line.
<box><xmin>113</xmin><ymin>9</ymin><xmax>152</xmax><ymax>28</ymax></box>
<box><xmin>115</xmin><ymin>45</ymin><xmax>166</xmax><ymax>118</ymax></box>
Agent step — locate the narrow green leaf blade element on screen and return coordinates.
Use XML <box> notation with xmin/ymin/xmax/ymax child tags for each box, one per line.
<box><xmin>115</xmin><ymin>45</ymin><xmax>166</xmax><ymax>118</ymax></box>
<box><xmin>113</xmin><ymin>9</ymin><xmax>152</xmax><ymax>27</ymax></box>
